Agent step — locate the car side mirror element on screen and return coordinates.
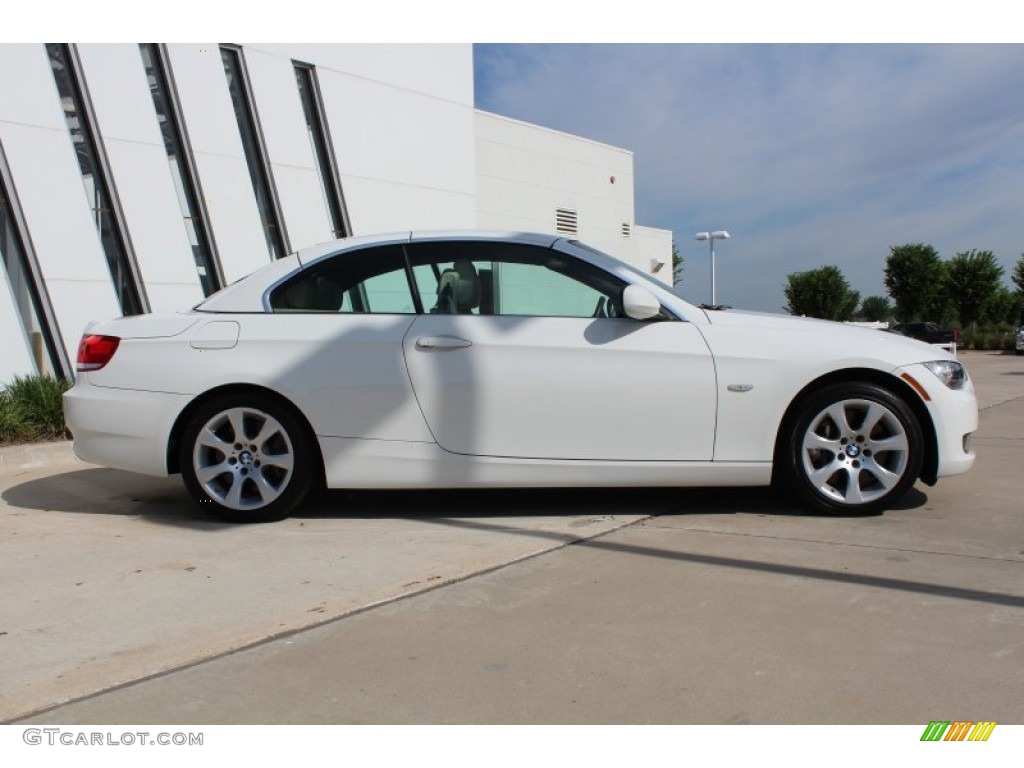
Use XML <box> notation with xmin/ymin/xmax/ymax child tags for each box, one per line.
<box><xmin>622</xmin><ymin>285</ymin><xmax>662</xmax><ymax>320</ymax></box>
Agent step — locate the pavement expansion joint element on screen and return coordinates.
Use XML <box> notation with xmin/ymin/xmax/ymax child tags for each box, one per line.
<box><xmin>637</xmin><ymin>524</ymin><xmax>1024</xmax><ymax>564</ymax></box>
<box><xmin>979</xmin><ymin>393</ymin><xmax>1024</xmax><ymax>411</ymax></box>
<box><xmin>6</xmin><ymin>509</ymin><xmax>660</xmax><ymax>724</ymax></box>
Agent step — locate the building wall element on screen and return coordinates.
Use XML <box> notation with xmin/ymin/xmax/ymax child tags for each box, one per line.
<box><xmin>0</xmin><ymin>43</ymin><xmax>476</xmax><ymax>383</ymax></box>
<box><xmin>0</xmin><ymin>44</ymin><xmax>670</xmax><ymax>387</ymax></box>
<box><xmin>475</xmin><ymin>110</ymin><xmax>672</xmax><ymax>284</ymax></box>
<box><xmin>0</xmin><ymin>44</ymin><xmax>124</xmax><ymax>384</ymax></box>
<box><xmin>633</xmin><ymin>225</ymin><xmax>675</xmax><ymax>285</ymax></box>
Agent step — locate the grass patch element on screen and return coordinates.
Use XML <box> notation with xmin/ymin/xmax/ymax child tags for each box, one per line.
<box><xmin>0</xmin><ymin>374</ymin><xmax>73</xmax><ymax>445</ymax></box>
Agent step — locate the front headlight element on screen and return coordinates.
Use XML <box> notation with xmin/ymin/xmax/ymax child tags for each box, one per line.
<box><xmin>922</xmin><ymin>360</ymin><xmax>968</xmax><ymax>389</ymax></box>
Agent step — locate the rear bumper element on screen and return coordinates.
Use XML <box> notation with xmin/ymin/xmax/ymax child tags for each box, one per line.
<box><xmin>63</xmin><ymin>378</ymin><xmax>190</xmax><ymax>477</ymax></box>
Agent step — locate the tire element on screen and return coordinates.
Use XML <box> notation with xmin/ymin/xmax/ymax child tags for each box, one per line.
<box><xmin>179</xmin><ymin>394</ymin><xmax>316</xmax><ymax>523</ymax></box>
<box><xmin>781</xmin><ymin>382</ymin><xmax>923</xmax><ymax>516</ymax></box>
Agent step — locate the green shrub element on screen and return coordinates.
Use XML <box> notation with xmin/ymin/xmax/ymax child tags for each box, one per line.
<box><xmin>0</xmin><ymin>374</ymin><xmax>73</xmax><ymax>444</ymax></box>
<box><xmin>0</xmin><ymin>391</ymin><xmax>23</xmax><ymax>443</ymax></box>
<box><xmin>961</xmin><ymin>328</ymin><xmax>980</xmax><ymax>350</ymax></box>
<box><xmin>960</xmin><ymin>324</ymin><xmax>1018</xmax><ymax>351</ymax></box>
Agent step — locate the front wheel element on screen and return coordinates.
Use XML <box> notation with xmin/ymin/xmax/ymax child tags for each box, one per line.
<box><xmin>781</xmin><ymin>383</ymin><xmax>923</xmax><ymax>515</ymax></box>
<box><xmin>179</xmin><ymin>394</ymin><xmax>315</xmax><ymax>523</ymax></box>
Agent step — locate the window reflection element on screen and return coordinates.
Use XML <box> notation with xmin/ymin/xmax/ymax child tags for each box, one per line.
<box><xmin>139</xmin><ymin>44</ymin><xmax>222</xmax><ymax>296</ymax></box>
<box><xmin>47</xmin><ymin>43</ymin><xmax>144</xmax><ymax>316</ymax></box>
<box><xmin>0</xmin><ymin>146</ymin><xmax>66</xmax><ymax>376</ymax></box>
<box><xmin>294</xmin><ymin>63</ymin><xmax>349</xmax><ymax>240</ymax></box>
<box><xmin>220</xmin><ymin>46</ymin><xmax>289</xmax><ymax>260</ymax></box>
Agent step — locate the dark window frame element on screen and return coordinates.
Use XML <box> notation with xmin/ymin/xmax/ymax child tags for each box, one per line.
<box><xmin>47</xmin><ymin>42</ymin><xmax>148</xmax><ymax>316</ymax></box>
<box><xmin>0</xmin><ymin>140</ymin><xmax>71</xmax><ymax>378</ymax></box>
<box><xmin>267</xmin><ymin>244</ymin><xmax>419</xmax><ymax>315</ymax></box>
<box><xmin>293</xmin><ymin>61</ymin><xmax>351</xmax><ymax>240</ymax></box>
<box><xmin>266</xmin><ymin>241</ymin><xmax>653</xmax><ymax>320</ymax></box>
<box><xmin>139</xmin><ymin>43</ymin><xmax>224</xmax><ymax>296</ymax></box>
<box><xmin>220</xmin><ymin>44</ymin><xmax>290</xmax><ymax>260</ymax></box>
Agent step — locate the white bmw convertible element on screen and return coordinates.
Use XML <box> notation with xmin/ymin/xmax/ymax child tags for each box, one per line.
<box><xmin>64</xmin><ymin>232</ymin><xmax>977</xmax><ymax>523</ymax></box>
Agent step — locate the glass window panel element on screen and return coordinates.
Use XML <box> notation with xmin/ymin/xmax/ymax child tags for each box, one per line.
<box><xmin>410</xmin><ymin>263</ymin><xmax>442</xmax><ymax>311</ymax></box>
<box><xmin>269</xmin><ymin>245</ymin><xmax>414</xmax><ymax>314</ymax></box>
<box><xmin>220</xmin><ymin>46</ymin><xmax>289</xmax><ymax>260</ymax></box>
<box><xmin>352</xmin><ymin>270</ymin><xmax>416</xmax><ymax>314</ymax></box>
<box><xmin>408</xmin><ymin>242</ymin><xmax>627</xmax><ymax>318</ymax></box>
<box><xmin>294</xmin><ymin>63</ymin><xmax>349</xmax><ymax>240</ymax></box>
<box><xmin>141</xmin><ymin>45</ymin><xmax>223</xmax><ymax>295</ymax></box>
<box><xmin>47</xmin><ymin>43</ymin><xmax>144</xmax><ymax>316</ymax></box>
<box><xmin>495</xmin><ymin>261</ymin><xmax>604</xmax><ymax>317</ymax></box>
<box><xmin>0</xmin><ymin>155</ymin><xmax>66</xmax><ymax>377</ymax></box>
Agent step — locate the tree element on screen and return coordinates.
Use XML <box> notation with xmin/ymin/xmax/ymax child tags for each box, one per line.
<box><xmin>884</xmin><ymin>243</ymin><xmax>947</xmax><ymax>322</ymax></box>
<box><xmin>857</xmin><ymin>295</ymin><xmax>894</xmax><ymax>322</ymax></box>
<box><xmin>784</xmin><ymin>266</ymin><xmax>860</xmax><ymax>321</ymax></box>
<box><xmin>672</xmin><ymin>241</ymin><xmax>684</xmax><ymax>286</ymax></box>
<box><xmin>1012</xmin><ymin>253</ymin><xmax>1024</xmax><ymax>295</ymax></box>
<box><xmin>982</xmin><ymin>287</ymin><xmax>1023</xmax><ymax>326</ymax></box>
<box><xmin>945</xmin><ymin>249</ymin><xmax>1003</xmax><ymax>328</ymax></box>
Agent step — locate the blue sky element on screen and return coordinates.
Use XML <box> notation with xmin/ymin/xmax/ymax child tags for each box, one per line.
<box><xmin>474</xmin><ymin>44</ymin><xmax>1024</xmax><ymax>312</ymax></box>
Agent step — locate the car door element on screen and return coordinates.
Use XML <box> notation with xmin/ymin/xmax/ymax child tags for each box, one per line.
<box><xmin>263</xmin><ymin>243</ymin><xmax>430</xmax><ymax>443</ymax></box>
<box><xmin>401</xmin><ymin>240</ymin><xmax>717</xmax><ymax>461</ymax></box>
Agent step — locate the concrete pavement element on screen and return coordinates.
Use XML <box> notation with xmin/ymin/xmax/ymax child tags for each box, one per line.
<box><xmin>0</xmin><ymin>451</ymin><xmax>657</xmax><ymax>721</ymax></box>
<box><xmin>5</xmin><ymin>351</ymin><xmax>1023</xmax><ymax>723</ymax></box>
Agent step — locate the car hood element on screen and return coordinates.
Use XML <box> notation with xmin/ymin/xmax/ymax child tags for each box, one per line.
<box><xmin>699</xmin><ymin>308</ymin><xmax>957</xmax><ymax>368</ymax></box>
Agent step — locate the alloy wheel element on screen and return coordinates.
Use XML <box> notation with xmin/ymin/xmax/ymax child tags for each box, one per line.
<box><xmin>800</xmin><ymin>398</ymin><xmax>910</xmax><ymax>506</ymax></box>
<box><xmin>192</xmin><ymin>407</ymin><xmax>295</xmax><ymax>510</ymax></box>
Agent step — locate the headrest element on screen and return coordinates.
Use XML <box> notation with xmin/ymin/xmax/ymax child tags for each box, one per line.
<box><xmin>436</xmin><ymin>260</ymin><xmax>480</xmax><ymax>313</ymax></box>
<box><xmin>283</xmin><ymin>275</ymin><xmax>344</xmax><ymax>311</ymax></box>
<box><xmin>452</xmin><ymin>259</ymin><xmax>480</xmax><ymax>312</ymax></box>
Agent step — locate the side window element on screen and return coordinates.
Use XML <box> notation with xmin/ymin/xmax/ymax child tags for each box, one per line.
<box><xmin>269</xmin><ymin>245</ymin><xmax>416</xmax><ymax>313</ymax></box>
<box><xmin>407</xmin><ymin>242</ymin><xmax>627</xmax><ymax>318</ymax></box>
<box><xmin>495</xmin><ymin>260</ymin><xmax>607</xmax><ymax>317</ymax></box>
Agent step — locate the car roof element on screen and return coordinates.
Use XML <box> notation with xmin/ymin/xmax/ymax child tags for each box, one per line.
<box><xmin>296</xmin><ymin>231</ymin><xmax>563</xmax><ymax>267</ymax></box>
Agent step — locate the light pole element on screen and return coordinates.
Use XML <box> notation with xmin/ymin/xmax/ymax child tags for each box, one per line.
<box><xmin>694</xmin><ymin>230</ymin><xmax>730</xmax><ymax>306</ymax></box>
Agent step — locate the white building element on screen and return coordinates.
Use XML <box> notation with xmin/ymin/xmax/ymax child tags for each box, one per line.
<box><xmin>0</xmin><ymin>43</ymin><xmax>671</xmax><ymax>383</ymax></box>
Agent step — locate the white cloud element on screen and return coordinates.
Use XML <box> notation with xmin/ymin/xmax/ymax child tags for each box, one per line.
<box><xmin>476</xmin><ymin>44</ymin><xmax>1024</xmax><ymax>311</ymax></box>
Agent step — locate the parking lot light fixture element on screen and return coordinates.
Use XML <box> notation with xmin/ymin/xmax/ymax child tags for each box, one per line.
<box><xmin>694</xmin><ymin>230</ymin><xmax>730</xmax><ymax>306</ymax></box>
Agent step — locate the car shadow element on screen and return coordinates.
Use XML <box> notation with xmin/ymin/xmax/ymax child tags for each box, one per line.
<box><xmin>3</xmin><ymin>467</ymin><xmax>928</xmax><ymax>529</ymax></box>
<box><xmin>1</xmin><ymin>468</ymin><xmax>227</xmax><ymax>530</ymax></box>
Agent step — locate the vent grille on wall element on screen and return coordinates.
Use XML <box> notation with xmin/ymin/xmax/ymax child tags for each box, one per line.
<box><xmin>555</xmin><ymin>208</ymin><xmax>578</xmax><ymax>235</ymax></box>
<box><xmin>621</xmin><ymin>222</ymin><xmax>631</xmax><ymax>237</ymax></box>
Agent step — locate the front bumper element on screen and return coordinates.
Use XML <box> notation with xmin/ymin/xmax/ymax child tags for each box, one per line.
<box><xmin>895</xmin><ymin>362</ymin><xmax>978</xmax><ymax>478</ymax></box>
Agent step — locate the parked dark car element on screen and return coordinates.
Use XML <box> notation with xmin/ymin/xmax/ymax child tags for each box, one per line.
<box><xmin>891</xmin><ymin>322</ymin><xmax>961</xmax><ymax>349</ymax></box>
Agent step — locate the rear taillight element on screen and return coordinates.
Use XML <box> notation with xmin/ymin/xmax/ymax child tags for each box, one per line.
<box><xmin>77</xmin><ymin>334</ymin><xmax>121</xmax><ymax>371</ymax></box>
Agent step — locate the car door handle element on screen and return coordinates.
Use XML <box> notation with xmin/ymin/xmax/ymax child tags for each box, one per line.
<box><xmin>415</xmin><ymin>336</ymin><xmax>472</xmax><ymax>350</ymax></box>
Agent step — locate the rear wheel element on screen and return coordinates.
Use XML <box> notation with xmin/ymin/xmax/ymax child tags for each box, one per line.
<box><xmin>180</xmin><ymin>394</ymin><xmax>315</xmax><ymax>523</ymax></box>
<box><xmin>782</xmin><ymin>383</ymin><xmax>923</xmax><ymax>515</ymax></box>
